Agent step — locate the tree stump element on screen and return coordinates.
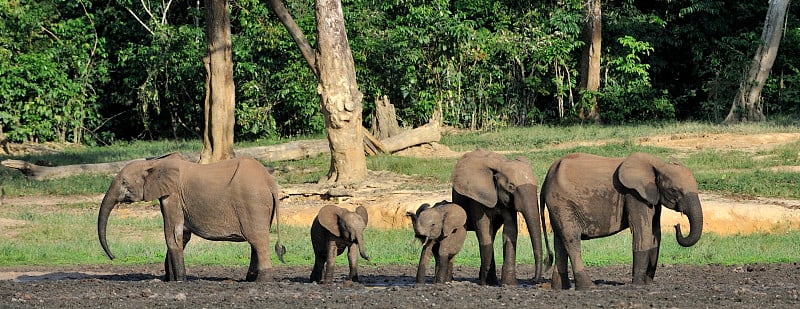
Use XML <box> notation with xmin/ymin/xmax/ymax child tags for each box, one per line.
<box><xmin>371</xmin><ymin>95</ymin><xmax>403</xmax><ymax>140</ymax></box>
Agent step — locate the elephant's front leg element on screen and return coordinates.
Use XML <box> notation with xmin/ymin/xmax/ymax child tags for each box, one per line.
<box><xmin>346</xmin><ymin>242</ymin><xmax>360</xmax><ymax>282</ymax></box>
<box><xmin>160</xmin><ymin>199</ymin><xmax>187</xmax><ymax>281</ymax></box>
<box><xmin>323</xmin><ymin>241</ymin><xmax>338</xmax><ymax>283</ymax></box>
<box><xmin>473</xmin><ymin>213</ymin><xmax>498</xmax><ymax>285</ymax></box>
<box><xmin>433</xmin><ymin>249</ymin><xmax>450</xmax><ymax>284</ymax></box>
<box><xmin>629</xmin><ymin>202</ymin><xmax>660</xmax><ymax>285</ymax></box>
<box><xmin>500</xmin><ymin>213</ymin><xmax>519</xmax><ymax>286</ymax></box>
<box><xmin>416</xmin><ymin>242</ymin><xmax>433</xmax><ymax>284</ymax></box>
<box><xmin>164</xmin><ymin>231</ymin><xmax>192</xmax><ymax>281</ymax></box>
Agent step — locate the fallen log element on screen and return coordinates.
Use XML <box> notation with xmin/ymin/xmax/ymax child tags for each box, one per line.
<box><xmin>1</xmin><ymin>123</ymin><xmax>441</xmax><ymax>180</ymax></box>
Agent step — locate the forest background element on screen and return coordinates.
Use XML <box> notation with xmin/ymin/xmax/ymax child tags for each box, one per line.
<box><xmin>1</xmin><ymin>0</ymin><xmax>799</xmax><ymax>145</ymax></box>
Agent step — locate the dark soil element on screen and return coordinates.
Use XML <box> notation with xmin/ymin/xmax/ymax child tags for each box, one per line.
<box><xmin>1</xmin><ymin>263</ymin><xmax>799</xmax><ymax>308</ymax></box>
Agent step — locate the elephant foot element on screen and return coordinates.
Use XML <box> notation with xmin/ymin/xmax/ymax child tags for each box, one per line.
<box><xmin>500</xmin><ymin>277</ymin><xmax>518</xmax><ymax>286</ymax></box>
<box><xmin>248</xmin><ymin>269</ymin><xmax>276</xmax><ymax>282</ymax></box>
<box><xmin>551</xmin><ymin>272</ymin><xmax>571</xmax><ymax>290</ymax></box>
<box><xmin>573</xmin><ymin>272</ymin><xmax>594</xmax><ymax>291</ymax></box>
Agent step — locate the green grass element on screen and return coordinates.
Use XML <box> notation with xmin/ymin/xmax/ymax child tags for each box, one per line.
<box><xmin>2</xmin><ymin>122</ymin><xmax>800</xmax><ymax>268</ymax></box>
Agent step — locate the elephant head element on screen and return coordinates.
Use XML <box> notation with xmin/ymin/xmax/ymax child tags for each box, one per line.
<box><xmin>407</xmin><ymin>201</ymin><xmax>467</xmax><ymax>246</ymax></box>
<box><xmin>98</xmin><ymin>153</ymin><xmax>185</xmax><ymax>260</ymax></box>
<box><xmin>618</xmin><ymin>152</ymin><xmax>703</xmax><ymax>247</ymax></box>
<box><xmin>318</xmin><ymin>205</ymin><xmax>370</xmax><ymax>260</ymax></box>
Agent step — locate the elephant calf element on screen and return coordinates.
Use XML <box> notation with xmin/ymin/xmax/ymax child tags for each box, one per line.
<box><xmin>407</xmin><ymin>201</ymin><xmax>467</xmax><ymax>284</ymax></box>
<box><xmin>310</xmin><ymin>205</ymin><xmax>370</xmax><ymax>284</ymax></box>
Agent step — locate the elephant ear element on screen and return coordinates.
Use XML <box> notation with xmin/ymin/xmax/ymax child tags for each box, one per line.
<box><xmin>452</xmin><ymin>150</ymin><xmax>499</xmax><ymax>207</ymax></box>
<box><xmin>355</xmin><ymin>206</ymin><xmax>369</xmax><ymax>226</ymax></box>
<box><xmin>318</xmin><ymin>205</ymin><xmax>344</xmax><ymax>237</ymax></box>
<box><xmin>617</xmin><ymin>152</ymin><xmax>660</xmax><ymax>206</ymax></box>
<box><xmin>143</xmin><ymin>160</ymin><xmax>180</xmax><ymax>201</ymax></box>
<box><xmin>441</xmin><ymin>203</ymin><xmax>467</xmax><ymax>237</ymax></box>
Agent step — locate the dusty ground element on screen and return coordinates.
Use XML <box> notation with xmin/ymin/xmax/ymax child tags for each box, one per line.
<box><xmin>2</xmin><ymin>132</ymin><xmax>800</xmax><ymax>308</ymax></box>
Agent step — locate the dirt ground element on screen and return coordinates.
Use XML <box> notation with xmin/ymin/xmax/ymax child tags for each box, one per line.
<box><xmin>2</xmin><ymin>132</ymin><xmax>800</xmax><ymax>308</ymax></box>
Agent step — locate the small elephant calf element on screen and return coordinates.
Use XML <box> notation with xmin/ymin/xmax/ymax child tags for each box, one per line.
<box><xmin>310</xmin><ymin>205</ymin><xmax>370</xmax><ymax>284</ymax></box>
<box><xmin>407</xmin><ymin>201</ymin><xmax>467</xmax><ymax>284</ymax></box>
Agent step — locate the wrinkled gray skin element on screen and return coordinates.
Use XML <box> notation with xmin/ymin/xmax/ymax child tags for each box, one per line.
<box><xmin>97</xmin><ymin>153</ymin><xmax>285</xmax><ymax>282</ymax></box>
<box><xmin>407</xmin><ymin>201</ymin><xmax>467</xmax><ymax>284</ymax></box>
<box><xmin>451</xmin><ymin>149</ymin><xmax>546</xmax><ymax>286</ymax></box>
<box><xmin>541</xmin><ymin>152</ymin><xmax>703</xmax><ymax>290</ymax></box>
<box><xmin>310</xmin><ymin>205</ymin><xmax>370</xmax><ymax>284</ymax></box>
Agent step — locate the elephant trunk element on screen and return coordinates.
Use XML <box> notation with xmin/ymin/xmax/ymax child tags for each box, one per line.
<box><xmin>675</xmin><ymin>193</ymin><xmax>703</xmax><ymax>247</ymax></box>
<box><xmin>516</xmin><ymin>185</ymin><xmax>545</xmax><ymax>281</ymax></box>
<box><xmin>356</xmin><ymin>233</ymin><xmax>370</xmax><ymax>261</ymax></box>
<box><xmin>98</xmin><ymin>181</ymin><xmax>119</xmax><ymax>260</ymax></box>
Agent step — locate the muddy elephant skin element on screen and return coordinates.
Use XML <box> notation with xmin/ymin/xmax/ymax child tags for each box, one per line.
<box><xmin>451</xmin><ymin>149</ymin><xmax>546</xmax><ymax>286</ymax></box>
<box><xmin>97</xmin><ymin>153</ymin><xmax>285</xmax><ymax>282</ymax></box>
<box><xmin>407</xmin><ymin>201</ymin><xmax>467</xmax><ymax>284</ymax></box>
<box><xmin>541</xmin><ymin>152</ymin><xmax>703</xmax><ymax>290</ymax></box>
<box><xmin>310</xmin><ymin>205</ymin><xmax>370</xmax><ymax>284</ymax></box>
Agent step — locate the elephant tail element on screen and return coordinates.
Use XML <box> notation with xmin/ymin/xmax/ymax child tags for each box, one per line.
<box><xmin>272</xmin><ymin>190</ymin><xmax>286</xmax><ymax>263</ymax></box>
<box><xmin>539</xmin><ymin>184</ymin><xmax>554</xmax><ymax>273</ymax></box>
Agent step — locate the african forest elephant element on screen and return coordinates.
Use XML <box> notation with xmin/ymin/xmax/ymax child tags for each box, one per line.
<box><xmin>540</xmin><ymin>152</ymin><xmax>703</xmax><ymax>290</ymax></box>
<box><xmin>98</xmin><ymin>153</ymin><xmax>285</xmax><ymax>282</ymax></box>
<box><xmin>452</xmin><ymin>149</ymin><xmax>546</xmax><ymax>286</ymax></box>
<box><xmin>310</xmin><ymin>205</ymin><xmax>370</xmax><ymax>284</ymax></box>
<box><xmin>407</xmin><ymin>201</ymin><xmax>467</xmax><ymax>284</ymax></box>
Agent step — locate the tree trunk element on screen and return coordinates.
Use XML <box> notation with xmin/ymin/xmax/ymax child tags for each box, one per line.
<box><xmin>723</xmin><ymin>0</ymin><xmax>789</xmax><ymax>124</ymax></box>
<box><xmin>578</xmin><ymin>0</ymin><xmax>602</xmax><ymax>124</ymax></box>
<box><xmin>266</xmin><ymin>0</ymin><xmax>318</xmax><ymax>78</ymax></box>
<box><xmin>199</xmin><ymin>0</ymin><xmax>236</xmax><ymax>164</ymax></box>
<box><xmin>315</xmin><ymin>0</ymin><xmax>367</xmax><ymax>184</ymax></box>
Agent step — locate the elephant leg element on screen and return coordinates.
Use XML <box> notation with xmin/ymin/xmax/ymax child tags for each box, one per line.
<box><xmin>310</xmin><ymin>252</ymin><xmax>326</xmax><ymax>283</ymax></box>
<box><xmin>346</xmin><ymin>243</ymin><xmax>360</xmax><ymax>282</ymax></box>
<box><xmin>646</xmin><ymin>246</ymin><xmax>660</xmax><ymax>283</ymax></box>
<box><xmin>500</xmin><ymin>213</ymin><xmax>519</xmax><ymax>286</ymax></box>
<box><xmin>164</xmin><ymin>231</ymin><xmax>191</xmax><ymax>281</ymax></box>
<box><xmin>551</xmin><ymin>233</ymin><xmax>571</xmax><ymax>290</ymax></box>
<box><xmin>434</xmin><ymin>251</ymin><xmax>448</xmax><ymax>284</ymax></box>
<box><xmin>416</xmin><ymin>242</ymin><xmax>433</xmax><ymax>284</ymax></box>
<box><xmin>160</xmin><ymin>199</ymin><xmax>187</xmax><ymax>282</ymax></box>
<box><xmin>630</xmin><ymin>203</ymin><xmax>659</xmax><ymax>285</ymax></box>
<box><xmin>446</xmin><ymin>256</ymin><xmax>455</xmax><ymax>282</ymax></box>
<box><xmin>246</xmin><ymin>240</ymin><xmax>275</xmax><ymax>282</ymax></box>
<box><xmin>564</xmin><ymin>235</ymin><xmax>591</xmax><ymax>290</ymax></box>
<box><xmin>473</xmin><ymin>211</ymin><xmax>498</xmax><ymax>285</ymax></box>
<box><xmin>323</xmin><ymin>241</ymin><xmax>338</xmax><ymax>284</ymax></box>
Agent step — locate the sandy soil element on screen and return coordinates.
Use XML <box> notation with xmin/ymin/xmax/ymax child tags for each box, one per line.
<box><xmin>2</xmin><ymin>132</ymin><xmax>800</xmax><ymax>308</ymax></box>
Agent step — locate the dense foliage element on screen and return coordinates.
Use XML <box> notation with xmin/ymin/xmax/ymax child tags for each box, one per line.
<box><xmin>1</xmin><ymin>0</ymin><xmax>798</xmax><ymax>143</ymax></box>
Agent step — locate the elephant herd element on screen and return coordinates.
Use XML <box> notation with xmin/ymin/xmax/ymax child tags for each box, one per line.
<box><xmin>97</xmin><ymin>149</ymin><xmax>703</xmax><ymax>290</ymax></box>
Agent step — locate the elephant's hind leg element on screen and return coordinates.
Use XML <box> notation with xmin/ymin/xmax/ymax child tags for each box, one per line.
<box><xmin>550</xmin><ymin>233</ymin><xmax>571</xmax><ymax>290</ymax></box>
<box><xmin>246</xmin><ymin>242</ymin><xmax>275</xmax><ymax>282</ymax></box>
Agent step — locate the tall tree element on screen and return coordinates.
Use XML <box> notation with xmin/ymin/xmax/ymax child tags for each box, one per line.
<box><xmin>199</xmin><ymin>0</ymin><xmax>236</xmax><ymax>163</ymax></box>
<box><xmin>723</xmin><ymin>0</ymin><xmax>790</xmax><ymax>124</ymax></box>
<box><xmin>578</xmin><ymin>0</ymin><xmax>602</xmax><ymax>123</ymax></box>
<box><xmin>268</xmin><ymin>0</ymin><xmax>367</xmax><ymax>184</ymax></box>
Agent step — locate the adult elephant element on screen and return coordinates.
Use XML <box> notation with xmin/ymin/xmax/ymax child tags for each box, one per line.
<box><xmin>540</xmin><ymin>152</ymin><xmax>703</xmax><ymax>290</ymax></box>
<box><xmin>98</xmin><ymin>153</ymin><xmax>285</xmax><ymax>282</ymax></box>
<box><xmin>451</xmin><ymin>149</ymin><xmax>546</xmax><ymax>286</ymax></box>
